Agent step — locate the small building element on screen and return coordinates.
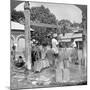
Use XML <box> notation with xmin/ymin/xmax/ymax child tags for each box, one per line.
<box><xmin>58</xmin><ymin>28</ymin><xmax>83</xmax><ymax>49</ymax></box>
<box><xmin>11</xmin><ymin>21</ymin><xmax>34</xmax><ymax>53</ymax></box>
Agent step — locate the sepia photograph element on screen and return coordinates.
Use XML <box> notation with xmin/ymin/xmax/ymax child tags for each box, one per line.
<box><xmin>10</xmin><ymin>0</ymin><xmax>87</xmax><ymax>89</ymax></box>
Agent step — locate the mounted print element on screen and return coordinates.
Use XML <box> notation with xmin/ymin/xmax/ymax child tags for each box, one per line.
<box><xmin>10</xmin><ymin>0</ymin><xmax>87</xmax><ymax>89</ymax></box>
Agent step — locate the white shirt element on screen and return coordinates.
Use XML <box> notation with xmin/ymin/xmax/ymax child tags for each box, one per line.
<box><xmin>71</xmin><ymin>41</ymin><xmax>76</xmax><ymax>48</ymax></box>
<box><xmin>52</xmin><ymin>38</ymin><xmax>59</xmax><ymax>53</ymax></box>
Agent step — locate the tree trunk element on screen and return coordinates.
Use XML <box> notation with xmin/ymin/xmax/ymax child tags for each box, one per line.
<box><xmin>24</xmin><ymin>2</ymin><xmax>31</xmax><ymax>70</ymax></box>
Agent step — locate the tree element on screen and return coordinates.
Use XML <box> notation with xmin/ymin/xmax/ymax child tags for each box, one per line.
<box><xmin>72</xmin><ymin>22</ymin><xmax>80</xmax><ymax>28</ymax></box>
<box><xmin>11</xmin><ymin>10</ymin><xmax>25</xmax><ymax>24</ymax></box>
<box><xmin>30</xmin><ymin>5</ymin><xmax>57</xmax><ymax>45</ymax></box>
<box><xmin>11</xmin><ymin>5</ymin><xmax>57</xmax><ymax>45</ymax></box>
<box><xmin>58</xmin><ymin>19</ymin><xmax>72</xmax><ymax>35</ymax></box>
<box><xmin>30</xmin><ymin>5</ymin><xmax>57</xmax><ymax>24</ymax></box>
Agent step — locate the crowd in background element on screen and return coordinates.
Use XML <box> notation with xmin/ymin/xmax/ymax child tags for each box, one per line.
<box><xmin>11</xmin><ymin>33</ymin><xmax>80</xmax><ymax>71</ymax></box>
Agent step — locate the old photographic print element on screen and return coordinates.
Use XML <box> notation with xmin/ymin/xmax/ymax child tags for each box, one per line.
<box><xmin>10</xmin><ymin>0</ymin><xmax>87</xmax><ymax>89</ymax></box>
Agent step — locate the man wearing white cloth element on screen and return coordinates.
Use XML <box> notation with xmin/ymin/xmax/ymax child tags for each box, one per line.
<box><xmin>51</xmin><ymin>33</ymin><xmax>59</xmax><ymax>67</ymax></box>
<box><xmin>52</xmin><ymin>33</ymin><xmax>59</xmax><ymax>54</ymax></box>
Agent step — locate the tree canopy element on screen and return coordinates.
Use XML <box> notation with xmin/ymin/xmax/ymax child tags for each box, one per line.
<box><xmin>58</xmin><ymin>19</ymin><xmax>72</xmax><ymax>35</ymax></box>
<box><xmin>30</xmin><ymin>5</ymin><xmax>57</xmax><ymax>25</ymax></box>
<box><xmin>11</xmin><ymin>10</ymin><xmax>25</xmax><ymax>23</ymax></box>
<box><xmin>11</xmin><ymin>5</ymin><xmax>57</xmax><ymax>45</ymax></box>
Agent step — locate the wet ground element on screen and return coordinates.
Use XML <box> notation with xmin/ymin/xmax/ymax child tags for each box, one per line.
<box><xmin>10</xmin><ymin>63</ymin><xmax>87</xmax><ymax>90</ymax></box>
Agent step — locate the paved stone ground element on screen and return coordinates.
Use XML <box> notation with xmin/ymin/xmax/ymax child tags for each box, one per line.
<box><xmin>10</xmin><ymin>63</ymin><xmax>87</xmax><ymax>90</ymax></box>
<box><xmin>10</xmin><ymin>48</ymin><xmax>87</xmax><ymax>89</ymax></box>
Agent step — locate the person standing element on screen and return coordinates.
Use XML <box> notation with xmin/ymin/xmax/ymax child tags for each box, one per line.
<box><xmin>52</xmin><ymin>33</ymin><xmax>59</xmax><ymax>54</ymax></box>
<box><xmin>70</xmin><ymin>38</ymin><xmax>78</xmax><ymax>64</ymax></box>
<box><xmin>51</xmin><ymin>33</ymin><xmax>59</xmax><ymax>67</ymax></box>
<box><xmin>70</xmin><ymin>38</ymin><xmax>77</xmax><ymax>48</ymax></box>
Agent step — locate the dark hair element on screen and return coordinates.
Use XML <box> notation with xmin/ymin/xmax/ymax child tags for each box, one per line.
<box><xmin>19</xmin><ymin>56</ymin><xmax>22</xmax><ymax>59</ymax></box>
<box><xmin>71</xmin><ymin>38</ymin><xmax>74</xmax><ymax>42</ymax></box>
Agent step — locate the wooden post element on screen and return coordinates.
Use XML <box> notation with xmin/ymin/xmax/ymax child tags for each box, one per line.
<box><xmin>83</xmin><ymin>22</ymin><xmax>87</xmax><ymax>69</ymax></box>
<box><xmin>24</xmin><ymin>1</ymin><xmax>31</xmax><ymax>70</ymax></box>
<box><xmin>82</xmin><ymin>14</ymin><xmax>87</xmax><ymax>69</ymax></box>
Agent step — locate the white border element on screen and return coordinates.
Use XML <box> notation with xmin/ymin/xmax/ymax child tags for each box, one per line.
<box><xmin>0</xmin><ymin>0</ymin><xmax>89</xmax><ymax>90</ymax></box>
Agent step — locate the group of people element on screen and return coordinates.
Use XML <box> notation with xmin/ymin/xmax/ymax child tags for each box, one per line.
<box><xmin>11</xmin><ymin>33</ymin><xmax>77</xmax><ymax>71</ymax></box>
<box><xmin>11</xmin><ymin>33</ymin><xmax>79</xmax><ymax>83</ymax></box>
